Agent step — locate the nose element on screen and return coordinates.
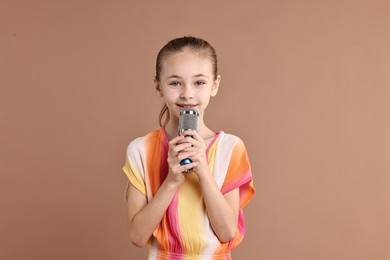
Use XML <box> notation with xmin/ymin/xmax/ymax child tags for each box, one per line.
<box><xmin>180</xmin><ymin>85</ymin><xmax>193</xmax><ymax>100</ymax></box>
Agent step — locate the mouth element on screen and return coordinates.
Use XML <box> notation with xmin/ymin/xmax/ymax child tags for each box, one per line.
<box><xmin>177</xmin><ymin>104</ymin><xmax>197</xmax><ymax>108</ymax></box>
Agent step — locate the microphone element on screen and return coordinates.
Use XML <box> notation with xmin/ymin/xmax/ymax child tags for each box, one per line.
<box><xmin>178</xmin><ymin>108</ymin><xmax>199</xmax><ymax>172</ymax></box>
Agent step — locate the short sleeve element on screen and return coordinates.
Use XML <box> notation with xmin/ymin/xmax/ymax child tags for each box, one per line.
<box><xmin>122</xmin><ymin>138</ymin><xmax>147</xmax><ymax>199</ymax></box>
<box><xmin>220</xmin><ymin>138</ymin><xmax>255</xmax><ymax>209</ymax></box>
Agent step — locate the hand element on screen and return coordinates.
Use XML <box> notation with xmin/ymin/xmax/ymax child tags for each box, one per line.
<box><xmin>166</xmin><ymin>135</ymin><xmax>199</xmax><ymax>185</ymax></box>
<box><xmin>176</xmin><ymin>130</ymin><xmax>209</xmax><ymax>177</ymax></box>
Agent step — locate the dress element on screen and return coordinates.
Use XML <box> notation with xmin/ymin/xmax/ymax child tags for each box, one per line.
<box><xmin>122</xmin><ymin>128</ymin><xmax>255</xmax><ymax>260</ymax></box>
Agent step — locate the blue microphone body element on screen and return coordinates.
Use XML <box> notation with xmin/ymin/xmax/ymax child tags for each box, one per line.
<box><xmin>179</xmin><ymin>158</ymin><xmax>193</xmax><ymax>166</ymax></box>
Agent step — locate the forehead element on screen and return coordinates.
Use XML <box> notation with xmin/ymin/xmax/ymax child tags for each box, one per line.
<box><xmin>160</xmin><ymin>49</ymin><xmax>213</xmax><ymax>78</ymax></box>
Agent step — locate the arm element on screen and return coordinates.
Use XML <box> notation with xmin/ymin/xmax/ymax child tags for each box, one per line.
<box><xmin>126</xmin><ymin>179</ymin><xmax>179</xmax><ymax>247</ymax></box>
<box><xmin>126</xmin><ymin>135</ymin><xmax>198</xmax><ymax>247</ymax></box>
<box><xmin>177</xmin><ymin>130</ymin><xmax>240</xmax><ymax>242</ymax></box>
<box><xmin>198</xmin><ymin>178</ymin><xmax>239</xmax><ymax>242</ymax></box>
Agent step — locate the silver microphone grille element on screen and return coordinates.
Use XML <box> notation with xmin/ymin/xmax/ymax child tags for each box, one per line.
<box><xmin>179</xmin><ymin>108</ymin><xmax>199</xmax><ymax>134</ymax></box>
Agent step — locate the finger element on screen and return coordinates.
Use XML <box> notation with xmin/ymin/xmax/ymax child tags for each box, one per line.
<box><xmin>178</xmin><ymin>138</ymin><xmax>204</xmax><ymax>151</ymax></box>
<box><xmin>176</xmin><ymin>151</ymin><xmax>197</xmax><ymax>161</ymax></box>
<box><xmin>182</xmin><ymin>146</ymin><xmax>197</xmax><ymax>153</ymax></box>
<box><xmin>177</xmin><ymin>137</ymin><xmax>195</xmax><ymax>146</ymax></box>
<box><xmin>181</xmin><ymin>129</ymin><xmax>200</xmax><ymax>139</ymax></box>
<box><xmin>168</xmin><ymin>135</ymin><xmax>185</xmax><ymax>146</ymax></box>
<box><xmin>168</xmin><ymin>136</ymin><xmax>186</xmax><ymax>155</ymax></box>
<box><xmin>177</xmin><ymin>162</ymin><xmax>199</xmax><ymax>173</ymax></box>
<box><xmin>172</xmin><ymin>142</ymin><xmax>192</xmax><ymax>154</ymax></box>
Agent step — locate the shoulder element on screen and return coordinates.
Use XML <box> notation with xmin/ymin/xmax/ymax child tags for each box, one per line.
<box><xmin>217</xmin><ymin>131</ymin><xmax>246</xmax><ymax>150</ymax></box>
<box><xmin>125</xmin><ymin>129</ymin><xmax>162</xmax><ymax>155</ymax></box>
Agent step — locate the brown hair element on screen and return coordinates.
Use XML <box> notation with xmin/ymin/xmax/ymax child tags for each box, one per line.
<box><xmin>155</xmin><ymin>36</ymin><xmax>218</xmax><ymax>127</ymax></box>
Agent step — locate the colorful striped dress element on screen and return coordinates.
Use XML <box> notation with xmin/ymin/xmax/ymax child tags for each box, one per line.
<box><xmin>123</xmin><ymin>128</ymin><xmax>255</xmax><ymax>260</ymax></box>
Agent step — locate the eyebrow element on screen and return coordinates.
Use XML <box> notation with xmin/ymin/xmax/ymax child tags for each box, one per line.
<box><xmin>193</xmin><ymin>74</ymin><xmax>209</xmax><ymax>78</ymax></box>
<box><xmin>166</xmin><ymin>74</ymin><xmax>209</xmax><ymax>79</ymax></box>
<box><xmin>166</xmin><ymin>75</ymin><xmax>181</xmax><ymax>79</ymax></box>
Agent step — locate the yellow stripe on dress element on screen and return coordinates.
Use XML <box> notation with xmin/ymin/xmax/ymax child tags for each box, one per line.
<box><xmin>122</xmin><ymin>157</ymin><xmax>146</xmax><ymax>196</ymax></box>
<box><xmin>178</xmin><ymin>171</ymin><xmax>206</xmax><ymax>256</ymax></box>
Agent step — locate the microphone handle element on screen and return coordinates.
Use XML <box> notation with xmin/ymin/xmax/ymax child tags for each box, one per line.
<box><xmin>179</xmin><ymin>131</ymin><xmax>193</xmax><ymax>173</ymax></box>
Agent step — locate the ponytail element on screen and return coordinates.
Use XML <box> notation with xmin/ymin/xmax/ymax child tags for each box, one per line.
<box><xmin>158</xmin><ymin>104</ymin><xmax>169</xmax><ymax>127</ymax></box>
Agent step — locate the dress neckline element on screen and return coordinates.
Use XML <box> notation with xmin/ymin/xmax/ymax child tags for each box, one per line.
<box><xmin>161</xmin><ymin>127</ymin><xmax>223</xmax><ymax>153</ymax></box>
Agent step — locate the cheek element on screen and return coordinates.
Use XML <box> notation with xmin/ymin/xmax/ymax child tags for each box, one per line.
<box><xmin>162</xmin><ymin>93</ymin><xmax>180</xmax><ymax>108</ymax></box>
<box><xmin>199</xmin><ymin>89</ymin><xmax>213</xmax><ymax>99</ymax></box>
<box><xmin>161</xmin><ymin>88</ymin><xmax>178</xmax><ymax>99</ymax></box>
<box><xmin>199</xmin><ymin>93</ymin><xmax>212</xmax><ymax>106</ymax></box>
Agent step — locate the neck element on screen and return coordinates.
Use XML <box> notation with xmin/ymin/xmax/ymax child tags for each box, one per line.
<box><xmin>163</xmin><ymin>118</ymin><xmax>179</xmax><ymax>141</ymax></box>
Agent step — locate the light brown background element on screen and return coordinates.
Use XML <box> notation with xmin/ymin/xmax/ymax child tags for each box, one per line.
<box><xmin>1</xmin><ymin>1</ymin><xmax>389</xmax><ymax>259</ymax></box>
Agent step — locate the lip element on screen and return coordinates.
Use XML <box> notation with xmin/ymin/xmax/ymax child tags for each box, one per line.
<box><xmin>177</xmin><ymin>104</ymin><xmax>197</xmax><ymax>108</ymax></box>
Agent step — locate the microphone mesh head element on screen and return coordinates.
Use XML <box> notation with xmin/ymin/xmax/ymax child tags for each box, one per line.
<box><xmin>179</xmin><ymin>108</ymin><xmax>199</xmax><ymax>134</ymax></box>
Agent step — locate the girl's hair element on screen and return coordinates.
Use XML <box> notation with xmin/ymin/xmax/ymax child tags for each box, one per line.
<box><xmin>155</xmin><ymin>36</ymin><xmax>218</xmax><ymax>127</ymax></box>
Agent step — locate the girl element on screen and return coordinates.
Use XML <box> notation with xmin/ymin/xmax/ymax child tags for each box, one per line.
<box><xmin>122</xmin><ymin>36</ymin><xmax>254</xmax><ymax>260</ymax></box>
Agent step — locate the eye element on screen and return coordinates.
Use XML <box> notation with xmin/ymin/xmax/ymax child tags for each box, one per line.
<box><xmin>195</xmin><ymin>81</ymin><xmax>206</xmax><ymax>86</ymax></box>
<box><xmin>169</xmin><ymin>81</ymin><xmax>181</xmax><ymax>87</ymax></box>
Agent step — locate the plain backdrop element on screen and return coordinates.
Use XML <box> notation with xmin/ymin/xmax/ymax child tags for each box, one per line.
<box><xmin>1</xmin><ymin>1</ymin><xmax>389</xmax><ymax>259</ymax></box>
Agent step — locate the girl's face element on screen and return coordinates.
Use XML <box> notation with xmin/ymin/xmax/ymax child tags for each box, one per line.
<box><xmin>155</xmin><ymin>48</ymin><xmax>220</xmax><ymax>123</ymax></box>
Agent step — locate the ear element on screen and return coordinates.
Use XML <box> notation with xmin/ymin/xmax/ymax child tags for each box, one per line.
<box><xmin>211</xmin><ymin>75</ymin><xmax>221</xmax><ymax>97</ymax></box>
<box><xmin>154</xmin><ymin>78</ymin><xmax>164</xmax><ymax>97</ymax></box>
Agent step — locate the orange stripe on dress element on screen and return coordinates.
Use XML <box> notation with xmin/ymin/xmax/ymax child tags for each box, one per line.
<box><xmin>145</xmin><ymin>130</ymin><xmax>164</xmax><ymax>196</ymax></box>
<box><xmin>215</xmin><ymin>139</ymin><xmax>255</xmax><ymax>255</ymax></box>
<box><xmin>147</xmin><ymin>129</ymin><xmax>184</xmax><ymax>256</ymax></box>
<box><xmin>221</xmin><ymin>140</ymin><xmax>252</xmax><ymax>195</ymax></box>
